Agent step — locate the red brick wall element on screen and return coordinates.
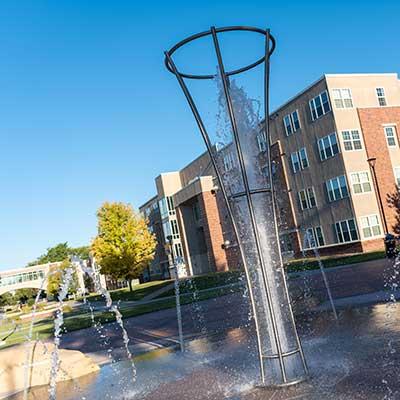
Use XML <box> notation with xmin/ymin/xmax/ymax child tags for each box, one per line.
<box><xmin>358</xmin><ymin>107</ymin><xmax>400</xmax><ymax>234</ymax></box>
<box><xmin>361</xmin><ymin>238</ymin><xmax>385</xmax><ymax>253</ymax></box>
<box><xmin>198</xmin><ymin>191</ymin><xmax>229</xmax><ymax>272</ymax></box>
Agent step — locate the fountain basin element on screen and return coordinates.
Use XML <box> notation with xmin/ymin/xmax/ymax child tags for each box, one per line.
<box><xmin>0</xmin><ymin>342</ymin><xmax>99</xmax><ymax>399</ymax></box>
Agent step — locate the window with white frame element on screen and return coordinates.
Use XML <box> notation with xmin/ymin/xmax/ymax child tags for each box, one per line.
<box><xmin>342</xmin><ymin>130</ymin><xmax>363</xmax><ymax>151</ymax></box>
<box><xmin>162</xmin><ymin>220</ymin><xmax>172</xmax><ymax>239</ymax></box>
<box><xmin>283</xmin><ymin>110</ymin><xmax>301</xmax><ymax>135</ymax></box>
<box><xmin>326</xmin><ymin>175</ymin><xmax>349</xmax><ymax>201</ymax></box>
<box><xmin>223</xmin><ymin>151</ymin><xmax>235</xmax><ymax>171</ymax></box>
<box><xmin>360</xmin><ymin>215</ymin><xmax>381</xmax><ymax>238</ymax></box>
<box><xmin>170</xmin><ymin>219</ymin><xmax>180</xmax><ymax>239</ymax></box>
<box><xmin>291</xmin><ymin>148</ymin><xmax>309</xmax><ymax>173</ymax></box>
<box><xmin>335</xmin><ymin>219</ymin><xmax>359</xmax><ymax>243</ymax></box>
<box><xmin>309</xmin><ymin>91</ymin><xmax>331</xmax><ymax>120</ymax></box>
<box><xmin>350</xmin><ymin>172</ymin><xmax>372</xmax><ymax>194</ymax></box>
<box><xmin>303</xmin><ymin>226</ymin><xmax>325</xmax><ymax>249</ymax></box>
<box><xmin>384</xmin><ymin>126</ymin><xmax>397</xmax><ymax>147</ymax></box>
<box><xmin>376</xmin><ymin>87</ymin><xmax>387</xmax><ymax>106</ymax></box>
<box><xmin>167</xmin><ymin>196</ymin><xmax>175</xmax><ymax>215</ymax></box>
<box><xmin>174</xmin><ymin>243</ymin><xmax>184</xmax><ymax>258</ymax></box>
<box><xmin>394</xmin><ymin>167</ymin><xmax>400</xmax><ymax>186</ymax></box>
<box><xmin>332</xmin><ymin>88</ymin><xmax>353</xmax><ymax>108</ymax></box>
<box><xmin>257</xmin><ymin>131</ymin><xmax>267</xmax><ymax>152</ymax></box>
<box><xmin>298</xmin><ymin>187</ymin><xmax>317</xmax><ymax>210</ymax></box>
<box><xmin>298</xmin><ymin>147</ymin><xmax>309</xmax><ymax>168</ymax></box>
<box><xmin>318</xmin><ymin>132</ymin><xmax>339</xmax><ymax>160</ymax></box>
<box><xmin>291</xmin><ymin>152</ymin><xmax>300</xmax><ymax>173</ymax></box>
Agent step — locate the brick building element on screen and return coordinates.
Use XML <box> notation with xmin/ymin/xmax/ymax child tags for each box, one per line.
<box><xmin>140</xmin><ymin>73</ymin><xmax>400</xmax><ymax>279</ymax></box>
<box><xmin>139</xmin><ymin>152</ymin><xmax>240</xmax><ymax>279</ymax></box>
<box><xmin>269</xmin><ymin>73</ymin><xmax>400</xmax><ymax>256</ymax></box>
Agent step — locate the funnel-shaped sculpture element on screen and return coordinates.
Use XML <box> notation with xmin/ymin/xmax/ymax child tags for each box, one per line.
<box><xmin>164</xmin><ymin>26</ymin><xmax>308</xmax><ymax>387</ymax></box>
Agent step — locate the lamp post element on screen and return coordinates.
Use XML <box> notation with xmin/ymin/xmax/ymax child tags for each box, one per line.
<box><xmin>367</xmin><ymin>157</ymin><xmax>389</xmax><ymax>234</ymax></box>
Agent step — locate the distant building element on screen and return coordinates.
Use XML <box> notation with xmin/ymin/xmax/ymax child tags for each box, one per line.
<box><xmin>139</xmin><ymin>152</ymin><xmax>242</xmax><ymax>279</ymax></box>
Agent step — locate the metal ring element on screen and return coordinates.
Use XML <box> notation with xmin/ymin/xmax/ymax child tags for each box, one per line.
<box><xmin>164</xmin><ymin>26</ymin><xmax>276</xmax><ymax>80</ymax></box>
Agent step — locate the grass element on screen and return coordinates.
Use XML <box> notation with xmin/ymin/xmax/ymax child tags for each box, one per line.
<box><xmin>157</xmin><ymin>270</ymin><xmax>244</xmax><ymax>298</ymax></box>
<box><xmin>286</xmin><ymin>250</ymin><xmax>385</xmax><ymax>273</ymax></box>
<box><xmin>81</xmin><ymin>280</ymin><xmax>173</xmax><ymax>302</ymax></box>
<box><xmin>0</xmin><ymin>284</ymin><xmax>244</xmax><ymax>348</ymax></box>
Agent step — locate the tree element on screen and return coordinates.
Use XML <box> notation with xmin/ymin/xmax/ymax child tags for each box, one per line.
<box><xmin>91</xmin><ymin>202</ymin><xmax>156</xmax><ymax>291</ymax></box>
<box><xmin>0</xmin><ymin>292</ymin><xmax>16</xmax><ymax>307</ymax></box>
<box><xmin>387</xmin><ymin>188</ymin><xmax>400</xmax><ymax>234</ymax></box>
<box><xmin>28</xmin><ymin>243</ymin><xmax>90</xmax><ymax>266</ymax></box>
<box><xmin>47</xmin><ymin>260</ymin><xmax>79</xmax><ymax>299</ymax></box>
<box><xmin>14</xmin><ymin>288</ymin><xmax>39</xmax><ymax>304</ymax></box>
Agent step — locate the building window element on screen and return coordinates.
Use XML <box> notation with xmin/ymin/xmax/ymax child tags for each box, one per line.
<box><xmin>167</xmin><ymin>196</ymin><xmax>175</xmax><ymax>215</ymax></box>
<box><xmin>159</xmin><ymin>198</ymin><xmax>169</xmax><ymax>219</ymax></box>
<box><xmin>283</xmin><ymin>110</ymin><xmax>301</xmax><ymax>135</ymax></box>
<box><xmin>304</xmin><ymin>226</ymin><xmax>325</xmax><ymax>249</ymax></box>
<box><xmin>298</xmin><ymin>187</ymin><xmax>317</xmax><ymax>210</ymax></box>
<box><xmin>385</xmin><ymin>126</ymin><xmax>397</xmax><ymax>147</ymax></box>
<box><xmin>350</xmin><ymin>172</ymin><xmax>372</xmax><ymax>194</ymax></box>
<box><xmin>394</xmin><ymin>167</ymin><xmax>400</xmax><ymax>186</ymax></box>
<box><xmin>162</xmin><ymin>220</ymin><xmax>172</xmax><ymax>239</ymax></box>
<box><xmin>326</xmin><ymin>175</ymin><xmax>349</xmax><ymax>201</ymax></box>
<box><xmin>279</xmin><ymin>234</ymin><xmax>293</xmax><ymax>253</ymax></box>
<box><xmin>318</xmin><ymin>132</ymin><xmax>339</xmax><ymax>161</ymax></box>
<box><xmin>170</xmin><ymin>219</ymin><xmax>180</xmax><ymax>239</ymax></box>
<box><xmin>360</xmin><ymin>215</ymin><xmax>381</xmax><ymax>239</ymax></box>
<box><xmin>335</xmin><ymin>219</ymin><xmax>359</xmax><ymax>243</ymax></box>
<box><xmin>291</xmin><ymin>148</ymin><xmax>309</xmax><ymax>173</ymax></box>
<box><xmin>257</xmin><ymin>131</ymin><xmax>267</xmax><ymax>152</ymax></box>
<box><xmin>309</xmin><ymin>91</ymin><xmax>331</xmax><ymax>121</ymax></box>
<box><xmin>332</xmin><ymin>88</ymin><xmax>353</xmax><ymax>108</ymax></box>
<box><xmin>223</xmin><ymin>152</ymin><xmax>235</xmax><ymax>172</ymax></box>
<box><xmin>342</xmin><ymin>130</ymin><xmax>362</xmax><ymax>151</ymax></box>
<box><xmin>291</xmin><ymin>152</ymin><xmax>300</xmax><ymax>173</ymax></box>
<box><xmin>376</xmin><ymin>87</ymin><xmax>387</xmax><ymax>106</ymax></box>
<box><xmin>174</xmin><ymin>243</ymin><xmax>184</xmax><ymax>258</ymax></box>
<box><xmin>299</xmin><ymin>148</ymin><xmax>309</xmax><ymax>168</ymax></box>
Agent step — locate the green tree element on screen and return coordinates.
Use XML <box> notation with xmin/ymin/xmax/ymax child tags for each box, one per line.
<box><xmin>91</xmin><ymin>202</ymin><xmax>156</xmax><ymax>291</ymax></box>
<box><xmin>0</xmin><ymin>292</ymin><xmax>16</xmax><ymax>306</ymax></box>
<box><xmin>28</xmin><ymin>243</ymin><xmax>90</xmax><ymax>266</ymax></box>
<box><xmin>47</xmin><ymin>260</ymin><xmax>79</xmax><ymax>299</ymax></box>
<box><xmin>14</xmin><ymin>288</ymin><xmax>39</xmax><ymax>304</ymax></box>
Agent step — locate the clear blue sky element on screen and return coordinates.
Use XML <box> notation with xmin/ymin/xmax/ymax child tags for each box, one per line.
<box><xmin>1</xmin><ymin>0</ymin><xmax>399</xmax><ymax>269</ymax></box>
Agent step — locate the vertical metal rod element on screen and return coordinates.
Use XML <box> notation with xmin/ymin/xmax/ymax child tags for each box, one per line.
<box><xmin>263</xmin><ymin>29</ymin><xmax>309</xmax><ymax>376</ymax></box>
<box><xmin>210</xmin><ymin>26</ymin><xmax>287</xmax><ymax>383</ymax></box>
<box><xmin>164</xmin><ymin>50</ymin><xmax>267</xmax><ymax>384</ymax></box>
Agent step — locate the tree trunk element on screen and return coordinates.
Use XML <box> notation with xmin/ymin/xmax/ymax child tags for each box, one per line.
<box><xmin>128</xmin><ymin>280</ymin><xmax>133</xmax><ymax>292</ymax></box>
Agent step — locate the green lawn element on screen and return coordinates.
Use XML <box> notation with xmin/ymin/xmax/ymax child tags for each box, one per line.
<box><xmin>286</xmin><ymin>250</ymin><xmax>385</xmax><ymax>273</ymax></box>
<box><xmin>157</xmin><ymin>270</ymin><xmax>244</xmax><ymax>298</ymax></box>
<box><xmin>0</xmin><ymin>284</ymin><xmax>244</xmax><ymax>348</ymax></box>
<box><xmin>81</xmin><ymin>280</ymin><xmax>173</xmax><ymax>302</ymax></box>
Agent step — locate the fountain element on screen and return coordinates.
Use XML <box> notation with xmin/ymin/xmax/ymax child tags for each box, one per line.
<box><xmin>164</xmin><ymin>26</ymin><xmax>308</xmax><ymax>386</ymax></box>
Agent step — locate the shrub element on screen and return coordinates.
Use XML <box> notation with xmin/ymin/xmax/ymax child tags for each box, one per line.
<box><xmin>27</xmin><ymin>299</ymin><xmax>35</xmax><ymax>307</ymax></box>
<box><xmin>62</xmin><ymin>304</ymin><xmax>73</xmax><ymax>313</ymax></box>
